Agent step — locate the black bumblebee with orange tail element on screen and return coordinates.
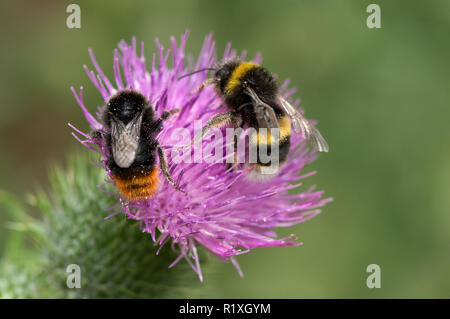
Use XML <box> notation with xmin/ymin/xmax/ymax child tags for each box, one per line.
<box><xmin>94</xmin><ymin>90</ymin><xmax>184</xmax><ymax>201</ymax></box>
<box><xmin>179</xmin><ymin>60</ymin><xmax>329</xmax><ymax>180</ymax></box>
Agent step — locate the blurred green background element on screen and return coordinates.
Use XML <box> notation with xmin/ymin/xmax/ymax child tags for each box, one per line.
<box><xmin>1</xmin><ymin>0</ymin><xmax>450</xmax><ymax>298</ymax></box>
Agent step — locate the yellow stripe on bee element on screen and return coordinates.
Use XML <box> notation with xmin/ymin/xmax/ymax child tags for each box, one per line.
<box><xmin>252</xmin><ymin>116</ymin><xmax>291</xmax><ymax>145</ymax></box>
<box><xmin>225</xmin><ymin>62</ymin><xmax>260</xmax><ymax>94</ymax></box>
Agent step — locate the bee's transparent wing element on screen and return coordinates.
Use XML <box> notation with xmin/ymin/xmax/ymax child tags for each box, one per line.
<box><xmin>110</xmin><ymin>112</ymin><xmax>143</xmax><ymax>168</ymax></box>
<box><xmin>278</xmin><ymin>96</ymin><xmax>329</xmax><ymax>152</ymax></box>
<box><xmin>245</xmin><ymin>87</ymin><xmax>279</xmax><ymax>130</ymax></box>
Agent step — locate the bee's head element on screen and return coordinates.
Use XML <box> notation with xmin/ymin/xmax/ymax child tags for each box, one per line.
<box><xmin>106</xmin><ymin>90</ymin><xmax>148</xmax><ymax>125</ymax></box>
<box><xmin>215</xmin><ymin>61</ymin><xmax>240</xmax><ymax>93</ymax></box>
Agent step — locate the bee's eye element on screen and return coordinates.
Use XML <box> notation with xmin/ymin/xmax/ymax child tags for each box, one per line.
<box><xmin>216</xmin><ymin>68</ymin><xmax>229</xmax><ymax>79</ymax></box>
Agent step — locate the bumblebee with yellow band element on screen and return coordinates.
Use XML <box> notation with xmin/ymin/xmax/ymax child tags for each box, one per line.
<box><xmin>179</xmin><ymin>60</ymin><xmax>329</xmax><ymax>180</ymax></box>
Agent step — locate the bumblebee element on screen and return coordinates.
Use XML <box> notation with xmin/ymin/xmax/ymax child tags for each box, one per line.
<box><xmin>95</xmin><ymin>90</ymin><xmax>183</xmax><ymax>201</ymax></box>
<box><xmin>180</xmin><ymin>60</ymin><xmax>329</xmax><ymax>179</ymax></box>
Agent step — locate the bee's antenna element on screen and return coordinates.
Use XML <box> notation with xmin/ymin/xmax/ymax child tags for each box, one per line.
<box><xmin>177</xmin><ymin>68</ymin><xmax>216</xmax><ymax>80</ymax></box>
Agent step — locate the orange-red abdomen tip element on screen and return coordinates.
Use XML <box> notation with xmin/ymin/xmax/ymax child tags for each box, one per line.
<box><xmin>112</xmin><ymin>167</ymin><xmax>159</xmax><ymax>201</ymax></box>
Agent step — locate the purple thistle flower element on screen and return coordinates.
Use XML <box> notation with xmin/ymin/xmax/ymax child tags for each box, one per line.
<box><xmin>69</xmin><ymin>31</ymin><xmax>331</xmax><ymax>281</ymax></box>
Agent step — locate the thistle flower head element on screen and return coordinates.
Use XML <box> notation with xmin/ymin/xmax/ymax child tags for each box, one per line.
<box><xmin>70</xmin><ymin>31</ymin><xmax>331</xmax><ymax>281</ymax></box>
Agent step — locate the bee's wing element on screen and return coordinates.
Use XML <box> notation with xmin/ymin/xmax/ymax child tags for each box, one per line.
<box><xmin>110</xmin><ymin>112</ymin><xmax>143</xmax><ymax>168</ymax></box>
<box><xmin>245</xmin><ymin>87</ymin><xmax>279</xmax><ymax>130</ymax></box>
<box><xmin>278</xmin><ymin>96</ymin><xmax>329</xmax><ymax>152</ymax></box>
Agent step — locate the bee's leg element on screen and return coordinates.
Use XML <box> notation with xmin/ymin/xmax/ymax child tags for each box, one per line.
<box><xmin>197</xmin><ymin>78</ymin><xmax>216</xmax><ymax>93</ymax></box>
<box><xmin>181</xmin><ymin>112</ymin><xmax>242</xmax><ymax>149</ymax></box>
<box><xmin>160</xmin><ymin>108</ymin><xmax>180</xmax><ymax>121</ymax></box>
<box><xmin>149</xmin><ymin>108</ymin><xmax>181</xmax><ymax>133</ymax></box>
<box><xmin>90</xmin><ymin>129</ymin><xmax>106</xmax><ymax>142</ymax></box>
<box><xmin>226</xmin><ymin>121</ymin><xmax>244</xmax><ymax>171</ymax></box>
<box><xmin>156</xmin><ymin>142</ymin><xmax>186</xmax><ymax>194</ymax></box>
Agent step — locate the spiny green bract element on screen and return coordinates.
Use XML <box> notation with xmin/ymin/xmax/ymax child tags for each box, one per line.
<box><xmin>2</xmin><ymin>153</ymin><xmax>206</xmax><ymax>298</ymax></box>
<box><xmin>0</xmin><ymin>263</ymin><xmax>39</xmax><ymax>298</ymax></box>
